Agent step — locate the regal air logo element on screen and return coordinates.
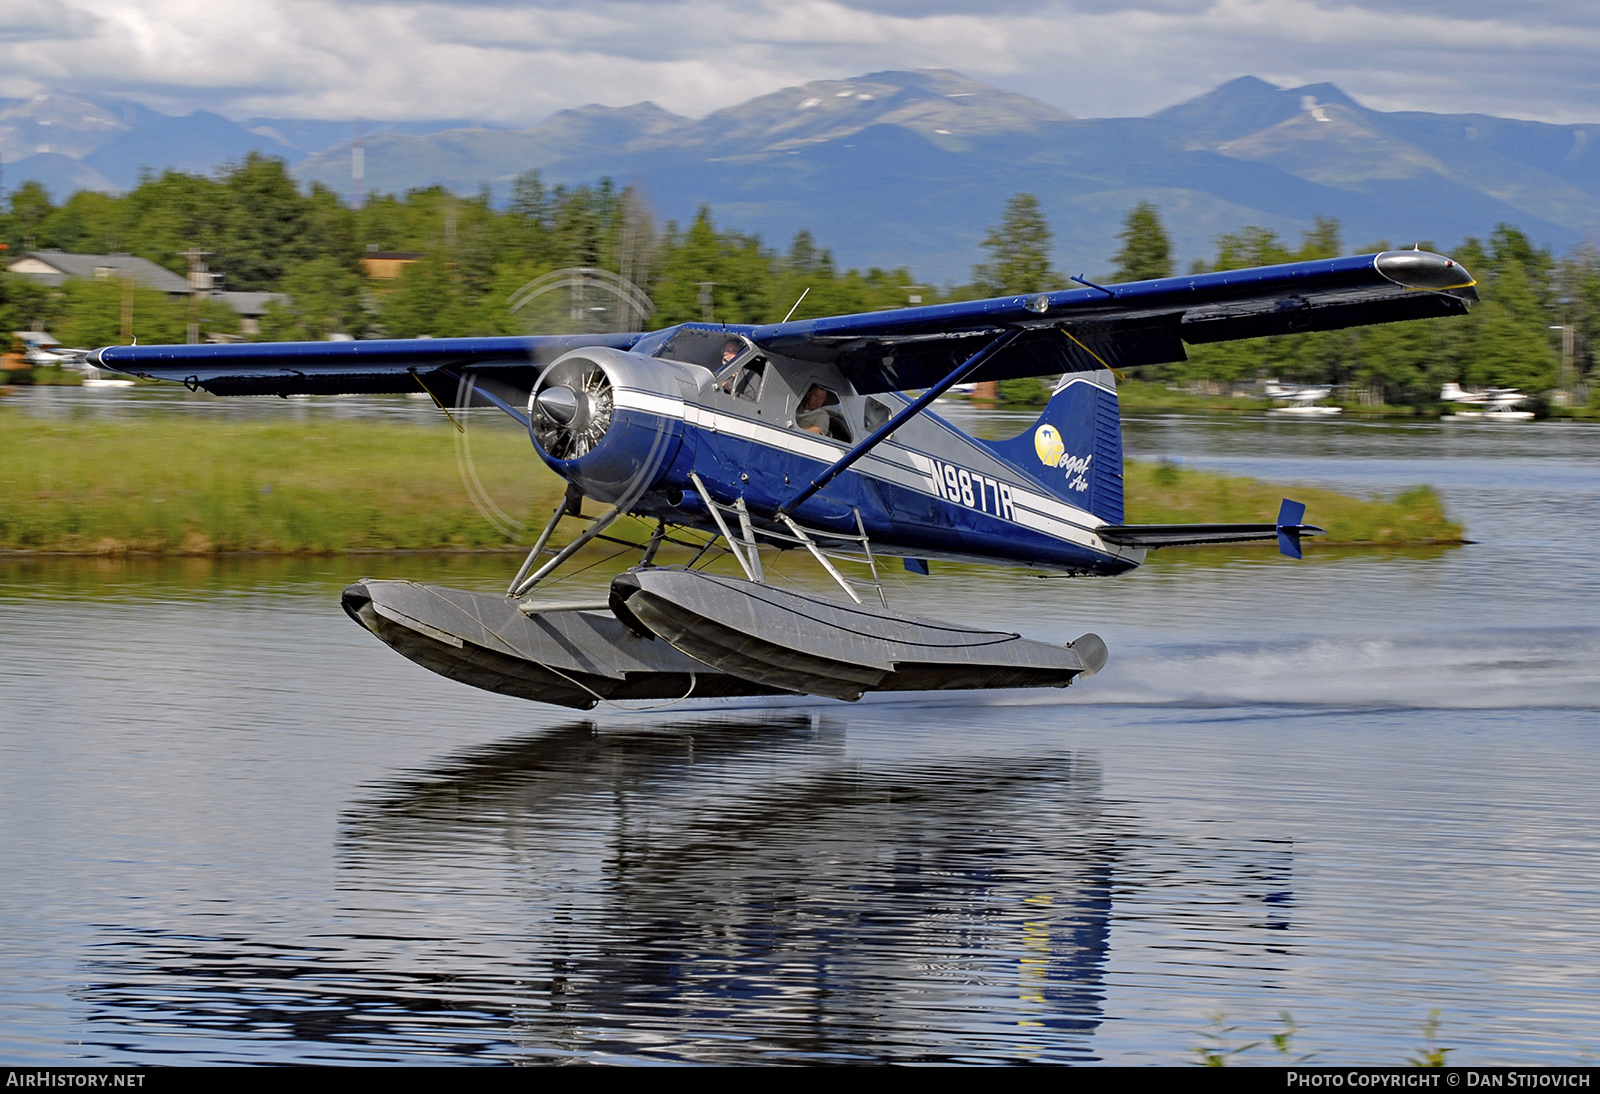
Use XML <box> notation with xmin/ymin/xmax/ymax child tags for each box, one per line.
<box><xmin>1033</xmin><ymin>425</ymin><xmax>1093</xmax><ymax>493</ymax></box>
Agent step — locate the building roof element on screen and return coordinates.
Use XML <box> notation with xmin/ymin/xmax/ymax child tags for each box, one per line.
<box><xmin>6</xmin><ymin>251</ymin><xmax>191</xmax><ymax>294</ymax></box>
<box><xmin>214</xmin><ymin>291</ymin><xmax>288</xmax><ymax>318</ymax></box>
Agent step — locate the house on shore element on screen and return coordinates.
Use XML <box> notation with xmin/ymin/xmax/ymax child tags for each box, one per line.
<box><xmin>6</xmin><ymin>250</ymin><xmax>288</xmax><ymax>337</ymax></box>
<box><xmin>7</xmin><ymin>251</ymin><xmax>192</xmax><ymax>294</ymax></box>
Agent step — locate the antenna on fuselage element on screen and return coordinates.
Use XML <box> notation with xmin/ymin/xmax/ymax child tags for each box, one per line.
<box><xmin>782</xmin><ymin>286</ymin><xmax>811</xmax><ymax>324</ymax></box>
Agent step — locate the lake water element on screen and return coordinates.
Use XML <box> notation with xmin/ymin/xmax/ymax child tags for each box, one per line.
<box><xmin>3</xmin><ymin>392</ymin><xmax>1598</xmax><ymax>1065</ymax></box>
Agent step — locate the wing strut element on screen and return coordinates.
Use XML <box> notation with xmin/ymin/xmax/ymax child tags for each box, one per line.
<box><xmin>689</xmin><ymin>471</ymin><xmax>764</xmax><ymax>582</ymax></box>
<box><xmin>777</xmin><ymin>328</ymin><xmax>1023</xmax><ymax>516</ymax></box>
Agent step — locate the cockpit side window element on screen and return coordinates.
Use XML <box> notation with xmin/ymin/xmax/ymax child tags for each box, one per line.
<box><xmin>732</xmin><ymin>358</ymin><xmax>766</xmax><ymax>401</ymax></box>
<box><xmin>864</xmin><ymin>397</ymin><xmax>893</xmax><ymax>433</ymax></box>
<box><xmin>795</xmin><ymin>383</ymin><xmax>852</xmax><ymax>443</ymax></box>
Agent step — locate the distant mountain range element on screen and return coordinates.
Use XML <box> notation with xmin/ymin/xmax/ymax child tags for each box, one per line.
<box><xmin>5</xmin><ymin>70</ymin><xmax>1597</xmax><ymax>282</ymax></box>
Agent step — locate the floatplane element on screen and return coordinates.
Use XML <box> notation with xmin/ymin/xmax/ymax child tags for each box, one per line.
<box><xmin>15</xmin><ymin>332</ymin><xmax>130</xmax><ymax>386</ymax></box>
<box><xmin>89</xmin><ymin>250</ymin><xmax>1477</xmax><ymax>709</ymax></box>
<box><xmin>1265</xmin><ymin>380</ymin><xmax>1342</xmax><ymax>416</ymax></box>
<box><xmin>1440</xmin><ymin>382</ymin><xmax>1534</xmax><ymax>421</ymax></box>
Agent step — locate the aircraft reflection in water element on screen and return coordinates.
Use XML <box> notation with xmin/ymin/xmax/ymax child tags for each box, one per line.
<box><xmin>75</xmin><ymin>718</ymin><xmax>1296</xmax><ymax>1063</ymax></box>
<box><xmin>344</xmin><ymin>718</ymin><xmax>1117</xmax><ymax>1060</ymax></box>
<box><xmin>89</xmin><ymin>250</ymin><xmax>1477</xmax><ymax>709</ymax></box>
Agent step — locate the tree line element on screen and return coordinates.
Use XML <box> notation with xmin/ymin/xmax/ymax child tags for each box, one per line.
<box><xmin>0</xmin><ymin>155</ymin><xmax>937</xmax><ymax>347</ymax></box>
<box><xmin>1108</xmin><ymin>202</ymin><xmax>1599</xmax><ymax>406</ymax></box>
<box><xmin>3</xmin><ymin>155</ymin><xmax>1596</xmax><ymax>407</ymax></box>
<box><xmin>989</xmin><ymin>196</ymin><xmax>1598</xmax><ymax>407</ymax></box>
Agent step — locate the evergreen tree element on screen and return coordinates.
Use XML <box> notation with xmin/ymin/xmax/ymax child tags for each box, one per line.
<box><xmin>1297</xmin><ymin>215</ymin><xmax>1343</xmax><ymax>260</ymax></box>
<box><xmin>216</xmin><ymin>153</ymin><xmax>313</xmax><ymax>290</ymax></box>
<box><xmin>651</xmin><ymin>207</ymin><xmax>723</xmax><ymax>325</ymax></box>
<box><xmin>1486</xmin><ymin>223</ymin><xmax>1553</xmax><ymax>303</ymax></box>
<box><xmin>1554</xmin><ymin>243</ymin><xmax>1599</xmax><ymax>383</ymax></box>
<box><xmin>1210</xmin><ymin>226</ymin><xmax>1292</xmax><ymax>272</ymax></box>
<box><xmin>0</xmin><ymin>271</ymin><xmax>53</xmax><ymax>338</ymax></box>
<box><xmin>258</xmin><ymin>256</ymin><xmax>369</xmax><ymax>341</ymax></box>
<box><xmin>1462</xmin><ymin>261</ymin><xmax>1560</xmax><ymax>391</ymax></box>
<box><xmin>6</xmin><ymin>182</ymin><xmax>54</xmax><ymax>252</ymax></box>
<box><xmin>1443</xmin><ymin>227</ymin><xmax>1560</xmax><ymax>392</ymax></box>
<box><xmin>974</xmin><ymin>193</ymin><xmax>1056</xmax><ymax>295</ymax></box>
<box><xmin>380</xmin><ymin>253</ymin><xmax>470</xmax><ymax>338</ymax></box>
<box><xmin>1111</xmin><ymin>201</ymin><xmax>1173</xmax><ymax>282</ymax></box>
<box><xmin>51</xmin><ymin>278</ymin><xmax>193</xmax><ymax>347</ymax></box>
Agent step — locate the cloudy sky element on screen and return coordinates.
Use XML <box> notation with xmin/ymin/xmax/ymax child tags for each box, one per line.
<box><xmin>3</xmin><ymin>0</ymin><xmax>1597</xmax><ymax>125</ymax></box>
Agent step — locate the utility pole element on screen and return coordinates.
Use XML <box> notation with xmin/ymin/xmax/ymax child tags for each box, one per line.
<box><xmin>120</xmin><ymin>277</ymin><xmax>133</xmax><ymax>345</ymax></box>
<box><xmin>1550</xmin><ymin>323</ymin><xmax>1577</xmax><ymax>404</ymax></box>
<box><xmin>350</xmin><ymin>118</ymin><xmax>365</xmax><ymax>210</ymax></box>
<box><xmin>179</xmin><ymin>246</ymin><xmax>214</xmax><ymax>345</ymax></box>
<box><xmin>697</xmin><ymin>281</ymin><xmax>715</xmax><ymax>323</ymax></box>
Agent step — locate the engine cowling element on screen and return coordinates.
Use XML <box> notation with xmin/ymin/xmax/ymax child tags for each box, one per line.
<box><xmin>527</xmin><ymin>347</ymin><xmax>693</xmax><ymax>505</ymax></box>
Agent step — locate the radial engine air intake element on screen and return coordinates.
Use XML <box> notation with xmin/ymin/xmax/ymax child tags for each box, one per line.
<box><xmin>529</xmin><ymin>355</ymin><xmax>614</xmax><ymax>459</ymax></box>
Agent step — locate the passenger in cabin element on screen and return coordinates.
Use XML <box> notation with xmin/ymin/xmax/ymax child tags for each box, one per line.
<box><xmin>797</xmin><ymin>384</ymin><xmax>852</xmax><ymax>441</ymax></box>
<box><xmin>797</xmin><ymin>384</ymin><xmax>832</xmax><ymax>434</ymax></box>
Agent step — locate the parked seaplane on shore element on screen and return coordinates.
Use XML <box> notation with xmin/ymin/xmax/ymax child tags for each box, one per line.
<box><xmin>89</xmin><ymin>249</ymin><xmax>1477</xmax><ymax>709</ymax></box>
<box><xmin>1440</xmin><ymin>382</ymin><xmax>1534</xmax><ymax>421</ymax></box>
<box><xmin>1265</xmin><ymin>379</ymin><xmax>1342</xmax><ymax>415</ymax></box>
<box><xmin>14</xmin><ymin>332</ymin><xmax>131</xmax><ymax>386</ymax></box>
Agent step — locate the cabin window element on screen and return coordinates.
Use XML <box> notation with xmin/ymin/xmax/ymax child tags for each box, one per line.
<box><xmin>796</xmin><ymin>384</ymin><xmax>852</xmax><ymax>443</ymax></box>
<box><xmin>864</xmin><ymin>397</ymin><xmax>893</xmax><ymax>433</ymax></box>
<box><xmin>732</xmin><ymin>358</ymin><xmax>766</xmax><ymax>401</ymax></box>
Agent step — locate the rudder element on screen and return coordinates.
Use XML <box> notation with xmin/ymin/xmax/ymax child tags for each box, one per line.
<box><xmin>981</xmin><ymin>369</ymin><xmax>1125</xmax><ymax>522</ymax></box>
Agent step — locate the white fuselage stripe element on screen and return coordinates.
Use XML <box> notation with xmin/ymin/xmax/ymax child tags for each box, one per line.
<box><xmin>611</xmin><ymin>387</ymin><xmax>1122</xmax><ymax>557</ymax></box>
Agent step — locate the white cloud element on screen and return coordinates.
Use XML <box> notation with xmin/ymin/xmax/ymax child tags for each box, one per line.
<box><xmin>0</xmin><ymin>0</ymin><xmax>1595</xmax><ymax>124</ymax></box>
<box><xmin>0</xmin><ymin>0</ymin><xmax>101</xmax><ymax>44</ymax></box>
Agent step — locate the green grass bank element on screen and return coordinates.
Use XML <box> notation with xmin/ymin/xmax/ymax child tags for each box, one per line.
<box><xmin>1</xmin><ymin>413</ymin><xmax>1463</xmax><ymax>554</ymax></box>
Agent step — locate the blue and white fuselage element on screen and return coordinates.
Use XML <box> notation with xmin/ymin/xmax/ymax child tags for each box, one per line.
<box><xmin>531</xmin><ymin>340</ymin><xmax>1145</xmax><ymax>576</ymax></box>
<box><xmin>89</xmin><ymin>248</ymin><xmax>1478</xmax><ymax>578</ymax></box>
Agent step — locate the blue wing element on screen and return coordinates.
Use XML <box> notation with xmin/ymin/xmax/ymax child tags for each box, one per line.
<box><xmin>90</xmin><ymin>250</ymin><xmax>1473</xmax><ymax>398</ymax></box>
<box><xmin>742</xmin><ymin>249</ymin><xmax>1476</xmax><ymax>394</ymax></box>
<box><xmin>89</xmin><ymin>333</ymin><xmax>640</xmax><ymax>398</ymax></box>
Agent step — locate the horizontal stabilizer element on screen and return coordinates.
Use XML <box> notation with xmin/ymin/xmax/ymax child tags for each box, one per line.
<box><xmin>1098</xmin><ymin>499</ymin><xmax>1322</xmax><ymax>558</ymax></box>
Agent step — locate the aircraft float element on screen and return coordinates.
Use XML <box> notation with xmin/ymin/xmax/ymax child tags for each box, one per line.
<box><xmin>89</xmin><ymin>249</ymin><xmax>1477</xmax><ymax>709</ymax></box>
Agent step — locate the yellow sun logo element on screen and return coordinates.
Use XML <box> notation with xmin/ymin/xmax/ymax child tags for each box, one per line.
<box><xmin>1034</xmin><ymin>424</ymin><xmax>1065</xmax><ymax>467</ymax></box>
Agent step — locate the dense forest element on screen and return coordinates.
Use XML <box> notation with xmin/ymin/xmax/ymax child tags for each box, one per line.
<box><xmin>2</xmin><ymin>154</ymin><xmax>1597</xmax><ymax>408</ymax></box>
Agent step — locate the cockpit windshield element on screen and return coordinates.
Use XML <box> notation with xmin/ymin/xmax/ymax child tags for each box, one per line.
<box><xmin>652</xmin><ymin>327</ymin><xmax>752</xmax><ymax>371</ymax></box>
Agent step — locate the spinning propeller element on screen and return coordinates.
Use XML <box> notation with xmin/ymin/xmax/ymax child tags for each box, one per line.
<box><xmin>530</xmin><ymin>356</ymin><xmax>614</xmax><ymax>460</ymax></box>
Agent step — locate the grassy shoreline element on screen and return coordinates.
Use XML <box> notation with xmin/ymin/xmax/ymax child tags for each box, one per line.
<box><xmin>2</xmin><ymin>414</ymin><xmax>1464</xmax><ymax>555</ymax></box>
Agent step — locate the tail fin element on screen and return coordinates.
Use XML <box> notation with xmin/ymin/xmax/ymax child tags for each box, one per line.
<box><xmin>981</xmin><ymin>369</ymin><xmax>1125</xmax><ymax>522</ymax></box>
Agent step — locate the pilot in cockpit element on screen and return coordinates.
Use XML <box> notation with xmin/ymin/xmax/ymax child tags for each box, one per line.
<box><xmin>718</xmin><ymin>338</ymin><xmax>744</xmax><ymax>392</ymax></box>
